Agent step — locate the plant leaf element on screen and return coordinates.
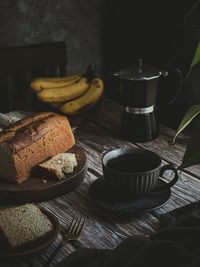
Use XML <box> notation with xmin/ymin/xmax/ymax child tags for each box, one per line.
<box><xmin>179</xmin><ymin>121</ymin><xmax>200</xmax><ymax>169</ymax></box>
<box><xmin>187</xmin><ymin>42</ymin><xmax>200</xmax><ymax>77</ymax></box>
<box><xmin>173</xmin><ymin>105</ymin><xmax>200</xmax><ymax>143</ymax></box>
<box><xmin>183</xmin><ymin>0</ymin><xmax>200</xmax><ymax>27</ymax></box>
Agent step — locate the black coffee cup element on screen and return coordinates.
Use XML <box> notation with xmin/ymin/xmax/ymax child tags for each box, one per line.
<box><xmin>102</xmin><ymin>148</ymin><xmax>179</xmax><ymax>199</ymax></box>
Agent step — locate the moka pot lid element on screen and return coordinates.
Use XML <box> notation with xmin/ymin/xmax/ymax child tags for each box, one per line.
<box><xmin>113</xmin><ymin>59</ymin><xmax>168</xmax><ymax>81</ymax></box>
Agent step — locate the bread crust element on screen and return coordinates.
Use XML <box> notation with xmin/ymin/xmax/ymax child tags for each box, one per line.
<box><xmin>0</xmin><ymin>112</ymin><xmax>75</xmax><ymax>184</ymax></box>
<box><xmin>0</xmin><ymin>112</ymin><xmax>54</xmax><ymax>144</ymax></box>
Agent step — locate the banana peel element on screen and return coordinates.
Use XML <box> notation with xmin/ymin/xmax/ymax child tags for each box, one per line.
<box><xmin>60</xmin><ymin>78</ymin><xmax>104</xmax><ymax>115</ymax></box>
<box><xmin>31</xmin><ymin>75</ymin><xmax>82</xmax><ymax>92</ymax></box>
<box><xmin>37</xmin><ymin>77</ymin><xmax>89</xmax><ymax>103</ymax></box>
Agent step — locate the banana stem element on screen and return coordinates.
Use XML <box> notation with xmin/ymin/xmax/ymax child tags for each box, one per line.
<box><xmin>84</xmin><ymin>64</ymin><xmax>96</xmax><ymax>82</ymax></box>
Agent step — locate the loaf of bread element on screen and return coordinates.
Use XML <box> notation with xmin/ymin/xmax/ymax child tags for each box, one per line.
<box><xmin>38</xmin><ymin>153</ymin><xmax>77</xmax><ymax>180</ymax></box>
<box><xmin>0</xmin><ymin>112</ymin><xmax>75</xmax><ymax>184</ymax></box>
<box><xmin>0</xmin><ymin>204</ymin><xmax>53</xmax><ymax>251</ymax></box>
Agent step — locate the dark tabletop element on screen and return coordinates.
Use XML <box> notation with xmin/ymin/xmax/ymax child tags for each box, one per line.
<box><xmin>0</xmin><ymin>98</ymin><xmax>200</xmax><ymax>267</ymax></box>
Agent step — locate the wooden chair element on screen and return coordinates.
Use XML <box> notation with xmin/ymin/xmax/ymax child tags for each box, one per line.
<box><xmin>0</xmin><ymin>42</ymin><xmax>67</xmax><ymax>112</ymax></box>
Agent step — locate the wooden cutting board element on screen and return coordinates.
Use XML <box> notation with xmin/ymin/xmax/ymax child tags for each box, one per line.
<box><xmin>0</xmin><ymin>145</ymin><xmax>87</xmax><ymax>205</ymax></box>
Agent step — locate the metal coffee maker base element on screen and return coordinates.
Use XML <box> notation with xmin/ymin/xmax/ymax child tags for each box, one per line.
<box><xmin>112</xmin><ymin>60</ymin><xmax>168</xmax><ymax>143</ymax></box>
<box><xmin>121</xmin><ymin>105</ymin><xmax>158</xmax><ymax>142</ymax></box>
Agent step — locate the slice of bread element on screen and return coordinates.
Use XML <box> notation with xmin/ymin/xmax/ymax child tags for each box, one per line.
<box><xmin>0</xmin><ymin>204</ymin><xmax>53</xmax><ymax>251</ymax></box>
<box><xmin>38</xmin><ymin>153</ymin><xmax>77</xmax><ymax>180</ymax></box>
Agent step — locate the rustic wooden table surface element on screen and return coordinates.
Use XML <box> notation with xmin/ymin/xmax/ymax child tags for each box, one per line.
<box><xmin>1</xmin><ymin>98</ymin><xmax>200</xmax><ymax>267</ymax></box>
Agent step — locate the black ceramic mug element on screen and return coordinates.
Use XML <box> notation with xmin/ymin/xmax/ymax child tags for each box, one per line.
<box><xmin>102</xmin><ymin>148</ymin><xmax>179</xmax><ymax>199</ymax></box>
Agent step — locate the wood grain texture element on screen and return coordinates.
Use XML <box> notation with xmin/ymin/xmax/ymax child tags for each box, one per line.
<box><xmin>0</xmin><ymin>99</ymin><xmax>200</xmax><ymax>267</ymax></box>
<box><xmin>0</xmin><ymin>145</ymin><xmax>87</xmax><ymax>204</ymax></box>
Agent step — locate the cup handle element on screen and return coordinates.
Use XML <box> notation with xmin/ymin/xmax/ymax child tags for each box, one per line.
<box><xmin>158</xmin><ymin>164</ymin><xmax>179</xmax><ymax>190</ymax></box>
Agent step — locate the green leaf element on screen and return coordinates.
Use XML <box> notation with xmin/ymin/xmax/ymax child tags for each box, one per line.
<box><xmin>179</xmin><ymin>121</ymin><xmax>200</xmax><ymax>169</ymax></box>
<box><xmin>173</xmin><ymin>105</ymin><xmax>200</xmax><ymax>143</ymax></box>
<box><xmin>191</xmin><ymin>42</ymin><xmax>200</xmax><ymax>69</ymax></box>
<box><xmin>187</xmin><ymin>42</ymin><xmax>200</xmax><ymax>77</ymax></box>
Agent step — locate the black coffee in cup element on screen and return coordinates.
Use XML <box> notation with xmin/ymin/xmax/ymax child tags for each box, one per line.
<box><xmin>107</xmin><ymin>153</ymin><xmax>160</xmax><ymax>173</ymax></box>
<box><xmin>102</xmin><ymin>148</ymin><xmax>179</xmax><ymax>199</ymax></box>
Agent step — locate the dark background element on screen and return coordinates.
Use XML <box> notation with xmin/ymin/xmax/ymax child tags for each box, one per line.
<box><xmin>0</xmin><ymin>0</ymin><xmax>102</xmax><ymax>74</ymax></box>
<box><xmin>101</xmin><ymin>0</ymin><xmax>200</xmax><ymax>129</ymax></box>
<box><xmin>103</xmin><ymin>0</ymin><xmax>197</xmax><ymax>71</ymax></box>
<box><xmin>0</xmin><ymin>0</ymin><xmax>200</xmax><ymax>128</ymax></box>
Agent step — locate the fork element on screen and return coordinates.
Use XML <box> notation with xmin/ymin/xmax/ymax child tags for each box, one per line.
<box><xmin>45</xmin><ymin>216</ymin><xmax>85</xmax><ymax>267</ymax></box>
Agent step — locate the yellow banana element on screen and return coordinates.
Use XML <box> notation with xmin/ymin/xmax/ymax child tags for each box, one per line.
<box><xmin>60</xmin><ymin>78</ymin><xmax>104</xmax><ymax>115</ymax></box>
<box><xmin>31</xmin><ymin>75</ymin><xmax>82</xmax><ymax>92</ymax></box>
<box><xmin>37</xmin><ymin>77</ymin><xmax>89</xmax><ymax>103</ymax></box>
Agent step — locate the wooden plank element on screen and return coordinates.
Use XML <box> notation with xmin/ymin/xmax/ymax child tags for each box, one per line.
<box><xmin>0</xmin><ymin>112</ymin><xmax>124</xmax><ymax>266</ymax></box>
<box><xmin>15</xmin><ymin>121</ymin><xmax>197</xmax><ymax>267</ymax></box>
<box><xmin>41</xmin><ymin>198</ymin><xmax>124</xmax><ymax>249</ymax></box>
<box><xmin>75</xmin><ymin>123</ymin><xmax>200</xmax><ymax>209</ymax></box>
<box><xmin>1</xmin><ymin>108</ymin><xmax>200</xmax><ymax>267</ymax></box>
<box><xmin>0</xmin><ymin>111</ymin><xmax>26</xmax><ymax>127</ymax></box>
<box><xmin>72</xmin><ymin>124</ymin><xmax>200</xmax><ymax>232</ymax></box>
<box><xmin>0</xmin><ymin>113</ymin><xmax>199</xmax><ymax>230</ymax></box>
<box><xmin>61</xmin><ymin>170</ymin><xmax>160</xmax><ymax>236</ymax></box>
<box><xmin>0</xmin><ymin>115</ymin><xmax>161</xmax><ymax>265</ymax></box>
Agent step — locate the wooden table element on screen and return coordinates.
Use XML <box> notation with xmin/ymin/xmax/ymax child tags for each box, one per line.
<box><xmin>1</xmin><ymin>99</ymin><xmax>200</xmax><ymax>267</ymax></box>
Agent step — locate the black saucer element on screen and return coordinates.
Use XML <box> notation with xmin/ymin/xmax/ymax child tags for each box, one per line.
<box><xmin>88</xmin><ymin>178</ymin><xmax>171</xmax><ymax>213</ymax></box>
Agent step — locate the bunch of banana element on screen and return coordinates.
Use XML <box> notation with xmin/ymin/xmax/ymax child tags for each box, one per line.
<box><xmin>31</xmin><ymin>75</ymin><xmax>82</xmax><ymax>92</ymax></box>
<box><xmin>37</xmin><ymin>77</ymin><xmax>89</xmax><ymax>103</ymax></box>
<box><xmin>31</xmin><ymin>66</ymin><xmax>104</xmax><ymax>116</ymax></box>
<box><xmin>60</xmin><ymin>78</ymin><xmax>104</xmax><ymax>115</ymax></box>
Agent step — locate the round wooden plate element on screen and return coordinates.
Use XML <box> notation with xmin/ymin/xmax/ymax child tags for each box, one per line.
<box><xmin>0</xmin><ymin>145</ymin><xmax>87</xmax><ymax>204</ymax></box>
<box><xmin>0</xmin><ymin>207</ymin><xmax>59</xmax><ymax>259</ymax></box>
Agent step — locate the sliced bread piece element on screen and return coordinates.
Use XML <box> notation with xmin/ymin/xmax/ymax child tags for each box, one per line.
<box><xmin>0</xmin><ymin>112</ymin><xmax>75</xmax><ymax>184</ymax></box>
<box><xmin>38</xmin><ymin>153</ymin><xmax>77</xmax><ymax>180</ymax></box>
<box><xmin>0</xmin><ymin>204</ymin><xmax>53</xmax><ymax>251</ymax></box>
